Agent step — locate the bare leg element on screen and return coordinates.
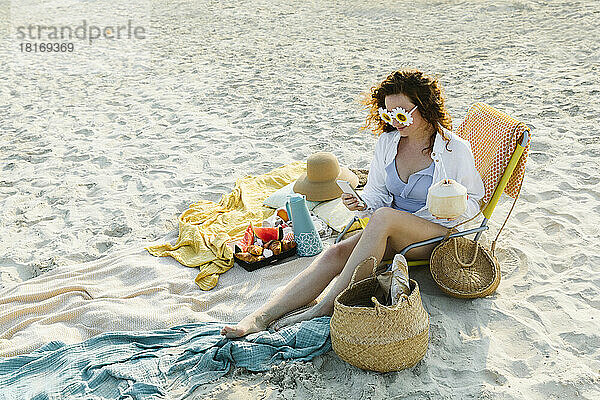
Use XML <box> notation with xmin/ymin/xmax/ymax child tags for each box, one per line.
<box><xmin>220</xmin><ymin>232</ymin><xmax>362</xmax><ymax>338</ymax></box>
<box><xmin>274</xmin><ymin>208</ymin><xmax>449</xmax><ymax>327</ymax></box>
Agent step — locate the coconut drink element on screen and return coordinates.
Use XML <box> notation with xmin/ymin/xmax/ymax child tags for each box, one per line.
<box><xmin>427</xmin><ymin>179</ymin><xmax>467</xmax><ymax>219</ymax></box>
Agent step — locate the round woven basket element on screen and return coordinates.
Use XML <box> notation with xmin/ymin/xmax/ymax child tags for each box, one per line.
<box><xmin>429</xmin><ymin>237</ymin><xmax>501</xmax><ymax>299</ymax></box>
<box><xmin>330</xmin><ymin>257</ymin><xmax>429</xmax><ymax>372</ymax></box>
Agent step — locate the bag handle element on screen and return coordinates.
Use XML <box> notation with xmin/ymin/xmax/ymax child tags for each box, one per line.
<box><xmin>370</xmin><ymin>290</ymin><xmax>412</xmax><ymax>315</ymax></box>
<box><xmin>349</xmin><ymin>256</ymin><xmax>378</xmax><ymax>287</ymax></box>
<box><xmin>370</xmin><ymin>296</ymin><xmax>385</xmax><ymax>316</ymax></box>
<box><xmin>452</xmin><ymin>237</ymin><xmax>479</xmax><ymax>267</ymax></box>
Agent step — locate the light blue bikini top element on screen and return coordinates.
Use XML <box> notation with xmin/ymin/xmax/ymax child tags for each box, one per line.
<box><xmin>384</xmin><ymin>159</ymin><xmax>435</xmax><ymax>213</ymax></box>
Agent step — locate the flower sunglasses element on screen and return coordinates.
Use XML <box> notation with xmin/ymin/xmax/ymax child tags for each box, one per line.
<box><xmin>378</xmin><ymin>105</ymin><xmax>418</xmax><ymax>127</ymax></box>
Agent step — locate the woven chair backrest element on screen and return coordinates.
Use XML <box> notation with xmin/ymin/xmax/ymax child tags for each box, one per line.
<box><xmin>455</xmin><ymin>102</ymin><xmax>531</xmax><ymax>204</ymax></box>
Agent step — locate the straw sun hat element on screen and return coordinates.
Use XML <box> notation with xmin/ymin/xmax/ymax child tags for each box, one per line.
<box><xmin>293</xmin><ymin>152</ymin><xmax>359</xmax><ymax>202</ymax></box>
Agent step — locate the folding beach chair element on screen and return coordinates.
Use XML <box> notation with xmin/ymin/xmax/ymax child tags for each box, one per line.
<box><xmin>336</xmin><ymin>102</ymin><xmax>531</xmax><ymax>266</ymax></box>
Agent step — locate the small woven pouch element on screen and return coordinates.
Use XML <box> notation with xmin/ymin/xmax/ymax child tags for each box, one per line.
<box><xmin>430</xmin><ymin>236</ymin><xmax>501</xmax><ymax>298</ymax></box>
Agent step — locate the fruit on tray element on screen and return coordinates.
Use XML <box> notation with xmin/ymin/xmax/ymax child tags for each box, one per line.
<box><xmin>277</xmin><ymin>208</ymin><xmax>289</xmax><ymax>222</ymax></box>
<box><xmin>253</xmin><ymin>226</ymin><xmax>282</xmax><ymax>242</ymax></box>
<box><xmin>239</xmin><ymin>225</ymin><xmax>256</xmax><ymax>252</ymax></box>
<box><xmin>239</xmin><ymin>224</ymin><xmax>283</xmax><ymax>252</ymax></box>
<box><xmin>234</xmin><ymin>225</ymin><xmax>296</xmax><ymax>264</ymax></box>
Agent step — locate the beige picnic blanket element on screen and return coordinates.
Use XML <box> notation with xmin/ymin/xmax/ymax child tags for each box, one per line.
<box><xmin>0</xmin><ymin>229</ymin><xmax>318</xmax><ymax>357</ymax></box>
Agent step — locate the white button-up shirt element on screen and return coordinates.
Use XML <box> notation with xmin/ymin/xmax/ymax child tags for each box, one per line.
<box><xmin>359</xmin><ymin>127</ymin><xmax>485</xmax><ymax>227</ymax></box>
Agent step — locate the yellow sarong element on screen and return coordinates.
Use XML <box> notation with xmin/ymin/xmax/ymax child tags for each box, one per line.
<box><xmin>145</xmin><ymin>162</ymin><xmax>306</xmax><ymax>290</ymax></box>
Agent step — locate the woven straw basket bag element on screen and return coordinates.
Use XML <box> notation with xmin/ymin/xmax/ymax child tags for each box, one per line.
<box><xmin>330</xmin><ymin>257</ymin><xmax>429</xmax><ymax>372</ymax></box>
<box><xmin>430</xmin><ymin>236</ymin><xmax>500</xmax><ymax>299</ymax></box>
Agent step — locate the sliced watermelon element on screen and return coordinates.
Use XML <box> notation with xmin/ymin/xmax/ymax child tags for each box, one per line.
<box><xmin>239</xmin><ymin>224</ymin><xmax>255</xmax><ymax>252</ymax></box>
<box><xmin>253</xmin><ymin>226</ymin><xmax>283</xmax><ymax>243</ymax></box>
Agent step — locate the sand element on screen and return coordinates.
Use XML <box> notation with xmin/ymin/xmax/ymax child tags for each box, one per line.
<box><xmin>1</xmin><ymin>0</ymin><xmax>599</xmax><ymax>398</ymax></box>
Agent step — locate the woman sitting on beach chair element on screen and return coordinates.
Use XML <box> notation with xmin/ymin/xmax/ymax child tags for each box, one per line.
<box><xmin>222</xmin><ymin>69</ymin><xmax>485</xmax><ymax>338</ymax></box>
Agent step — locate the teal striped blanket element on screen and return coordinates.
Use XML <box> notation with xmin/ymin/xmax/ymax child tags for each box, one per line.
<box><xmin>0</xmin><ymin>317</ymin><xmax>331</xmax><ymax>400</ymax></box>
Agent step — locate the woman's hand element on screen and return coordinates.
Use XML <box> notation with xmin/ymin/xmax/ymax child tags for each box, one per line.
<box><xmin>341</xmin><ymin>193</ymin><xmax>367</xmax><ymax>211</ymax></box>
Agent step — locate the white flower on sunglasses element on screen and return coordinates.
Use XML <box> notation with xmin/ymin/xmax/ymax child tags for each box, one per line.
<box><xmin>378</xmin><ymin>105</ymin><xmax>418</xmax><ymax>127</ymax></box>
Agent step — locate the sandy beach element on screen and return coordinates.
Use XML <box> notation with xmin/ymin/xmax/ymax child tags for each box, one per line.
<box><xmin>1</xmin><ymin>0</ymin><xmax>599</xmax><ymax>398</ymax></box>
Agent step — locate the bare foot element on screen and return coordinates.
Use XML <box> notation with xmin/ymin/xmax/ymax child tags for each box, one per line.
<box><xmin>221</xmin><ymin>311</ymin><xmax>271</xmax><ymax>339</ymax></box>
<box><xmin>270</xmin><ymin>302</ymin><xmax>332</xmax><ymax>331</ymax></box>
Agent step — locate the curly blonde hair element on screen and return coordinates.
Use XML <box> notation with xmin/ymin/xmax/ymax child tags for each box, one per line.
<box><xmin>361</xmin><ymin>69</ymin><xmax>452</xmax><ymax>154</ymax></box>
